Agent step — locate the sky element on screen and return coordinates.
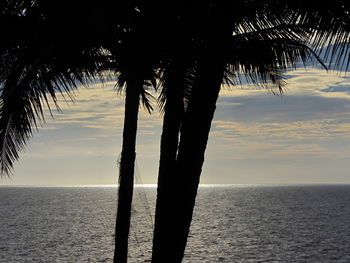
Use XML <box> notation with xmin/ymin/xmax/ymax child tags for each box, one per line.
<box><xmin>1</xmin><ymin>66</ymin><xmax>350</xmax><ymax>185</ymax></box>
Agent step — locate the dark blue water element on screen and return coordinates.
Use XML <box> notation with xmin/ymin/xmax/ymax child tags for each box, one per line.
<box><xmin>1</xmin><ymin>185</ymin><xmax>350</xmax><ymax>262</ymax></box>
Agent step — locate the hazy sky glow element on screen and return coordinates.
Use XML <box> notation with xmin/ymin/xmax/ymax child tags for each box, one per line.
<box><xmin>1</xmin><ymin>66</ymin><xmax>350</xmax><ymax>185</ymax></box>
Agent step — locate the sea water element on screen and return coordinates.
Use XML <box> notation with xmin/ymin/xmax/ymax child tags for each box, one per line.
<box><xmin>1</xmin><ymin>185</ymin><xmax>350</xmax><ymax>262</ymax></box>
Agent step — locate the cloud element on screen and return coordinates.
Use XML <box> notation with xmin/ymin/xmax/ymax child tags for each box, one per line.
<box><xmin>19</xmin><ymin>82</ymin><xmax>162</xmax><ymax>164</ymax></box>
<box><xmin>321</xmin><ymin>86</ymin><xmax>350</xmax><ymax>94</ymax></box>
<box><xmin>216</xmin><ymin>67</ymin><xmax>350</xmax><ymax>123</ymax></box>
<box><xmin>4</xmin><ymin>65</ymin><xmax>350</xmax><ymax>185</ymax></box>
<box><xmin>207</xmin><ymin>67</ymin><xmax>350</xmax><ymax>164</ymax></box>
<box><xmin>215</xmin><ymin>94</ymin><xmax>350</xmax><ymax>124</ymax></box>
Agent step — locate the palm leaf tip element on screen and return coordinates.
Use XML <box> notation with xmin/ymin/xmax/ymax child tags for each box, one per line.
<box><xmin>140</xmin><ymin>85</ymin><xmax>154</xmax><ymax>114</ymax></box>
<box><xmin>0</xmin><ymin>112</ymin><xmax>31</xmax><ymax>177</ymax></box>
<box><xmin>0</xmin><ymin>124</ymin><xmax>18</xmax><ymax>177</ymax></box>
<box><xmin>0</xmin><ymin>84</ymin><xmax>36</xmax><ymax>177</ymax></box>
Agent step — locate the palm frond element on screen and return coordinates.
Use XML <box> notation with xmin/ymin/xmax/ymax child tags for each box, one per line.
<box><xmin>157</xmin><ymin>58</ymin><xmax>196</xmax><ymax>114</ymax></box>
<box><xmin>226</xmin><ymin>11</ymin><xmax>341</xmax><ymax>92</ymax></box>
<box><xmin>139</xmin><ymin>87</ymin><xmax>154</xmax><ymax>114</ymax></box>
<box><xmin>0</xmin><ymin>41</ymin><xmax>108</xmax><ymax>175</ymax></box>
<box><xmin>267</xmin><ymin>0</ymin><xmax>350</xmax><ymax>70</ymax></box>
<box><xmin>226</xmin><ymin>0</ymin><xmax>350</xmax><ymax>72</ymax></box>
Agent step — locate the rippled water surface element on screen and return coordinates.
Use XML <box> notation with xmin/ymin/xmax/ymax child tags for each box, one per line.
<box><xmin>1</xmin><ymin>185</ymin><xmax>350</xmax><ymax>262</ymax></box>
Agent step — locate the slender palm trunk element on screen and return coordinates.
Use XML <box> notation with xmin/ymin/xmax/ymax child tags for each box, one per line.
<box><xmin>151</xmin><ymin>54</ymin><xmax>225</xmax><ymax>263</ymax></box>
<box><xmin>152</xmin><ymin>62</ymin><xmax>186</xmax><ymax>262</ymax></box>
<box><xmin>172</xmin><ymin>56</ymin><xmax>225</xmax><ymax>262</ymax></box>
<box><xmin>114</xmin><ymin>79</ymin><xmax>142</xmax><ymax>263</ymax></box>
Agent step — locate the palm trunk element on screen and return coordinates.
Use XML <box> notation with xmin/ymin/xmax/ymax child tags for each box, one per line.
<box><xmin>114</xmin><ymin>79</ymin><xmax>142</xmax><ymax>263</ymax></box>
<box><xmin>152</xmin><ymin>54</ymin><xmax>225</xmax><ymax>263</ymax></box>
<box><xmin>152</xmin><ymin>61</ymin><xmax>186</xmax><ymax>262</ymax></box>
<box><xmin>172</xmin><ymin>57</ymin><xmax>225</xmax><ymax>262</ymax></box>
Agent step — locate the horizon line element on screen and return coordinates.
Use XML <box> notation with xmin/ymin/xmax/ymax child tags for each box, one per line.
<box><xmin>1</xmin><ymin>183</ymin><xmax>350</xmax><ymax>187</ymax></box>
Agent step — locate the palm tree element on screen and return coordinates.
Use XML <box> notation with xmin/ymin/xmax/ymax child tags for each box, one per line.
<box><xmin>113</xmin><ymin>2</ymin><xmax>207</xmax><ymax>260</ymax></box>
<box><xmin>114</xmin><ymin>72</ymin><xmax>155</xmax><ymax>263</ymax></box>
<box><xmin>0</xmin><ymin>2</ymin><xmax>147</xmax><ymax>262</ymax></box>
<box><xmin>0</xmin><ymin>2</ymin><xmax>157</xmax><ymax>262</ymax></box>
<box><xmin>0</xmin><ymin>0</ymin><xmax>116</xmax><ymax>175</ymax></box>
<box><xmin>111</xmin><ymin>42</ymin><xmax>157</xmax><ymax>263</ymax></box>
<box><xmin>2</xmin><ymin>2</ymin><xmax>349</xmax><ymax>263</ymax></box>
<box><xmin>151</xmin><ymin>1</ymin><xmax>350</xmax><ymax>262</ymax></box>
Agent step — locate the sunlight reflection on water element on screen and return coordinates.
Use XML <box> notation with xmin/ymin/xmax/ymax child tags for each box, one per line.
<box><xmin>1</xmin><ymin>185</ymin><xmax>350</xmax><ymax>262</ymax></box>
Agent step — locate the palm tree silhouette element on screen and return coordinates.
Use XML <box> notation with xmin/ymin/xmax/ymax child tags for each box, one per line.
<box><xmin>151</xmin><ymin>1</ymin><xmax>350</xmax><ymax>262</ymax></box>
<box><xmin>2</xmin><ymin>2</ymin><xmax>350</xmax><ymax>263</ymax></box>
<box><xmin>110</xmin><ymin>28</ymin><xmax>158</xmax><ymax>263</ymax></box>
<box><xmin>0</xmin><ymin>3</ymin><xmax>140</xmax><ymax>262</ymax></box>
<box><xmin>1</xmin><ymin>2</ymin><xmax>156</xmax><ymax>262</ymax></box>
<box><xmin>0</xmin><ymin>0</ymin><xmax>116</xmax><ymax>175</ymax></box>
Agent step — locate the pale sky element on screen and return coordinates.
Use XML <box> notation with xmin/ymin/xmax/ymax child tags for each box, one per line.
<box><xmin>1</xmin><ymin>66</ymin><xmax>350</xmax><ymax>185</ymax></box>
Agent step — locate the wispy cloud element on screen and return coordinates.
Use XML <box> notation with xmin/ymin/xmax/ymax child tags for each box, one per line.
<box><xmin>2</xmin><ymin>66</ymin><xmax>350</xmax><ymax>185</ymax></box>
<box><xmin>207</xmin><ymin>67</ymin><xmax>350</xmax><ymax>168</ymax></box>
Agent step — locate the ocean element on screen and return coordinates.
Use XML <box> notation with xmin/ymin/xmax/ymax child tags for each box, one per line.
<box><xmin>1</xmin><ymin>185</ymin><xmax>350</xmax><ymax>262</ymax></box>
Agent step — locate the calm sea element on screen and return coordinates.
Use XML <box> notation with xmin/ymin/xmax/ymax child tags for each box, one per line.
<box><xmin>1</xmin><ymin>185</ymin><xmax>350</xmax><ymax>262</ymax></box>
